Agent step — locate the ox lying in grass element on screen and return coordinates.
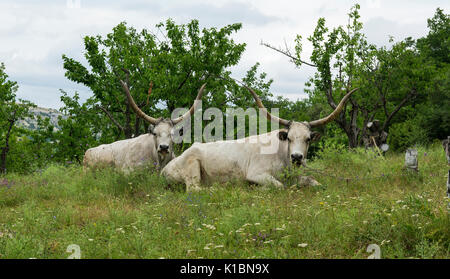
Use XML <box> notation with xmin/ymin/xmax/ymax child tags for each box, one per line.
<box><xmin>162</xmin><ymin>86</ymin><xmax>358</xmax><ymax>192</ymax></box>
<box><xmin>83</xmin><ymin>82</ymin><xmax>206</xmax><ymax>172</ymax></box>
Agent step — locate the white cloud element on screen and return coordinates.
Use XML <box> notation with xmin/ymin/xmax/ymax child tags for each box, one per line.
<box><xmin>0</xmin><ymin>0</ymin><xmax>447</xmax><ymax>108</ymax></box>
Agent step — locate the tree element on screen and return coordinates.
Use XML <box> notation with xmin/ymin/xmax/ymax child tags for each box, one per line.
<box><xmin>52</xmin><ymin>90</ymin><xmax>99</xmax><ymax>164</ymax></box>
<box><xmin>0</xmin><ymin>63</ymin><xmax>34</xmax><ymax>173</ymax></box>
<box><xmin>417</xmin><ymin>8</ymin><xmax>449</xmax><ymax>65</ymax></box>
<box><xmin>62</xmin><ymin>20</ymin><xmax>246</xmax><ymax>142</ymax></box>
<box><xmin>263</xmin><ymin>4</ymin><xmax>435</xmax><ymax>148</ymax></box>
<box><xmin>359</xmin><ymin>38</ymin><xmax>434</xmax><ymax>145</ymax></box>
<box><xmin>414</xmin><ymin>8</ymin><xmax>450</xmax><ymax>140</ymax></box>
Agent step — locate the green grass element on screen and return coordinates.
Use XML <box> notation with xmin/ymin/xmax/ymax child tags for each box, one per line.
<box><xmin>0</xmin><ymin>143</ymin><xmax>448</xmax><ymax>259</ymax></box>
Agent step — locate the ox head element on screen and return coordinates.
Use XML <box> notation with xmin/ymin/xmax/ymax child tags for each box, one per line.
<box><xmin>246</xmin><ymin>86</ymin><xmax>358</xmax><ymax>166</ymax></box>
<box><xmin>120</xmin><ymin>80</ymin><xmax>206</xmax><ymax>160</ymax></box>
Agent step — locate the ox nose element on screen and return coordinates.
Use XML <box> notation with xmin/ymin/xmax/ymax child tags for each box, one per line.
<box><xmin>159</xmin><ymin>144</ymin><xmax>169</xmax><ymax>151</ymax></box>
<box><xmin>291</xmin><ymin>154</ymin><xmax>303</xmax><ymax>162</ymax></box>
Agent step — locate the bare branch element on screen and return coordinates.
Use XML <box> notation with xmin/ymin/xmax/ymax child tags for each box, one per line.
<box><xmin>177</xmin><ymin>69</ymin><xmax>193</xmax><ymax>91</ymax></box>
<box><xmin>97</xmin><ymin>105</ymin><xmax>124</xmax><ymax>131</ymax></box>
<box><xmin>261</xmin><ymin>41</ymin><xmax>317</xmax><ymax>68</ymax></box>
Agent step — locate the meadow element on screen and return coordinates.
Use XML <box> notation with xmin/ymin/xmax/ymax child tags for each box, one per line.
<box><xmin>0</xmin><ymin>143</ymin><xmax>448</xmax><ymax>259</ymax></box>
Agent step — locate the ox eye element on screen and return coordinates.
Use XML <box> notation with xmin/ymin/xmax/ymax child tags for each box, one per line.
<box><xmin>306</xmin><ymin>137</ymin><xmax>311</xmax><ymax>142</ymax></box>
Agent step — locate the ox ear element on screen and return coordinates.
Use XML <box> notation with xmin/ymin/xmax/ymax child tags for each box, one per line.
<box><xmin>178</xmin><ymin>128</ymin><xmax>184</xmax><ymax>137</ymax></box>
<box><xmin>278</xmin><ymin>130</ymin><xmax>288</xmax><ymax>141</ymax></box>
<box><xmin>148</xmin><ymin>124</ymin><xmax>156</xmax><ymax>135</ymax></box>
<box><xmin>310</xmin><ymin>131</ymin><xmax>321</xmax><ymax>142</ymax></box>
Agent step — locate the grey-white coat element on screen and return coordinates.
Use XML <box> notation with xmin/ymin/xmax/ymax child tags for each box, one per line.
<box><xmin>161</xmin><ymin>86</ymin><xmax>358</xmax><ymax>191</ymax></box>
<box><xmin>83</xmin><ymin>82</ymin><xmax>206</xmax><ymax>172</ymax></box>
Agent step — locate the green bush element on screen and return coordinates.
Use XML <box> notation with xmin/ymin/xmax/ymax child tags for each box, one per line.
<box><xmin>388</xmin><ymin>119</ymin><xmax>429</xmax><ymax>151</ymax></box>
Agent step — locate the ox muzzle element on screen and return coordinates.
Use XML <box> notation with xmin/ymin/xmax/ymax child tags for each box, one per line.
<box><xmin>158</xmin><ymin>144</ymin><xmax>170</xmax><ymax>155</ymax></box>
<box><xmin>291</xmin><ymin>153</ymin><xmax>304</xmax><ymax>166</ymax></box>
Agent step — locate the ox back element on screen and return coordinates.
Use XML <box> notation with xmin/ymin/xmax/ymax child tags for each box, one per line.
<box><xmin>83</xmin><ymin>133</ymin><xmax>174</xmax><ymax>173</ymax></box>
<box><xmin>161</xmin><ymin>130</ymin><xmax>291</xmax><ymax>191</ymax></box>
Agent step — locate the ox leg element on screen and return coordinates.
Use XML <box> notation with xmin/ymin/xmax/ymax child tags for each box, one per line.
<box><xmin>184</xmin><ymin>158</ymin><xmax>202</xmax><ymax>192</ymax></box>
<box><xmin>298</xmin><ymin>176</ymin><xmax>321</xmax><ymax>187</ymax></box>
<box><xmin>246</xmin><ymin>173</ymin><xmax>284</xmax><ymax>190</ymax></box>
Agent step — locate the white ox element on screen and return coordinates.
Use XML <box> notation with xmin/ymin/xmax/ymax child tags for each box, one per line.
<box><xmin>83</xmin><ymin>82</ymin><xmax>206</xmax><ymax>172</ymax></box>
<box><xmin>161</xmin><ymin>86</ymin><xmax>358</xmax><ymax>191</ymax></box>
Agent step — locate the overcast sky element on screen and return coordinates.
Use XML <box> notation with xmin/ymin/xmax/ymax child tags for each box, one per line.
<box><xmin>0</xmin><ymin>0</ymin><xmax>448</xmax><ymax>109</ymax></box>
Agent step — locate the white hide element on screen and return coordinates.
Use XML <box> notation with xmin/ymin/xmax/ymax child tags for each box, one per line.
<box><xmin>83</xmin><ymin>133</ymin><xmax>174</xmax><ymax>173</ymax></box>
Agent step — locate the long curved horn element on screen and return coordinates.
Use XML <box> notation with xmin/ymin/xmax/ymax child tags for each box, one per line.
<box><xmin>120</xmin><ymin>80</ymin><xmax>160</xmax><ymax>125</ymax></box>
<box><xmin>308</xmin><ymin>88</ymin><xmax>359</xmax><ymax>127</ymax></box>
<box><xmin>245</xmin><ymin>85</ymin><xmax>291</xmax><ymax>127</ymax></box>
<box><xmin>171</xmin><ymin>83</ymin><xmax>206</xmax><ymax>124</ymax></box>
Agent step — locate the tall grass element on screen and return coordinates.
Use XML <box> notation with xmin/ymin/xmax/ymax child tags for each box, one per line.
<box><xmin>0</xmin><ymin>143</ymin><xmax>448</xmax><ymax>259</ymax></box>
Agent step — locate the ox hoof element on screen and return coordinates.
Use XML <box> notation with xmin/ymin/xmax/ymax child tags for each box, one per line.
<box><xmin>298</xmin><ymin>176</ymin><xmax>321</xmax><ymax>187</ymax></box>
<box><xmin>187</xmin><ymin>186</ymin><xmax>202</xmax><ymax>192</ymax></box>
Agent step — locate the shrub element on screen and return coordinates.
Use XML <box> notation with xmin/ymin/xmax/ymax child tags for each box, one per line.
<box><xmin>388</xmin><ymin>119</ymin><xmax>429</xmax><ymax>151</ymax></box>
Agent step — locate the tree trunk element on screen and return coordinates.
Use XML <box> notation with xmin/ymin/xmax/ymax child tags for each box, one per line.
<box><xmin>0</xmin><ymin>112</ymin><xmax>16</xmax><ymax>173</ymax></box>
<box><xmin>336</xmin><ymin>103</ymin><xmax>360</xmax><ymax>148</ymax></box>
<box><xmin>344</xmin><ymin>128</ymin><xmax>359</xmax><ymax>148</ymax></box>
<box><xmin>0</xmin><ymin>145</ymin><xmax>8</xmax><ymax>174</ymax></box>
<box><xmin>124</xmin><ymin>104</ymin><xmax>133</xmax><ymax>139</ymax></box>
<box><xmin>134</xmin><ymin>116</ymin><xmax>142</xmax><ymax>137</ymax></box>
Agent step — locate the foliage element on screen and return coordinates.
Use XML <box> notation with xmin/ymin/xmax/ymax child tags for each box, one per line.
<box><xmin>0</xmin><ymin>63</ymin><xmax>35</xmax><ymax>174</ymax></box>
<box><xmin>416</xmin><ymin>8</ymin><xmax>450</xmax><ymax>65</ymax></box>
<box><xmin>52</xmin><ymin>91</ymin><xmax>99</xmax><ymax>164</ymax></box>
<box><xmin>388</xmin><ymin>119</ymin><xmax>429</xmax><ymax>152</ymax></box>
<box><xmin>414</xmin><ymin>9</ymin><xmax>450</xmax><ymax>141</ymax></box>
<box><xmin>269</xmin><ymin>5</ymin><xmax>447</xmax><ymax>149</ymax></box>
<box><xmin>62</xmin><ymin>20</ymin><xmax>247</xmax><ymax>141</ymax></box>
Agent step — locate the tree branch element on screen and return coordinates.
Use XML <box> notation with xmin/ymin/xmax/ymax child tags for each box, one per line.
<box><xmin>325</xmin><ymin>87</ymin><xmax>338</xmax><ymax>109</ymax></box>
<box><xmin>177</xmin><ymin>69</ymin><xmax>193</xmax><ymax>91</ymax></box>
<box><xmin>97</xmin><ymin>105</ymin><xmax>124</xmax><ymax>131</ymax></box>
<box><xmin>261</xmin><ymin>41</ymin><xmax>317</xmax><ymax>68</ymax></box>
<box><xmin>382</xmin><ymin>88</ymin><xmax>417</xmax><ymax>131</ymax></box>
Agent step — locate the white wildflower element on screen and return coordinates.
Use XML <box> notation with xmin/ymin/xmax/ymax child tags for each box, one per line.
<box><xmin>275</xmin><ymin>224</ymin><xmax>286</xmax><ymax>231</ymax></box>
<box><xmin>202</xmin><ymin>224</ymin><xmax>216</xmax><ymax>230</ymax></box>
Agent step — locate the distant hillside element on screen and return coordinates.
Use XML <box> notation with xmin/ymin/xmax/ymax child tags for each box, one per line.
<box><xmin>17</xmin><ymin>107</ymin><xmax>65</xmax><ymax>131</ymax></box>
